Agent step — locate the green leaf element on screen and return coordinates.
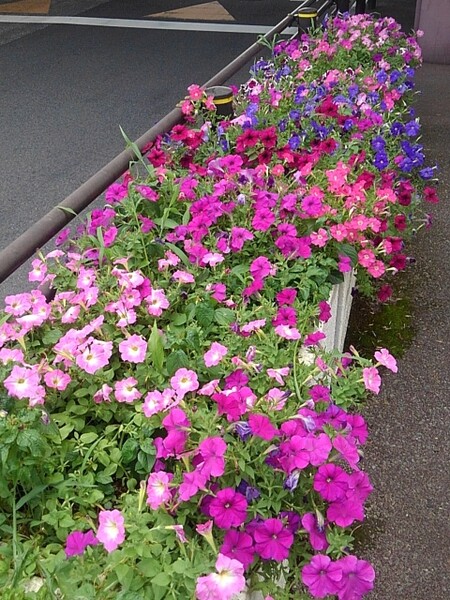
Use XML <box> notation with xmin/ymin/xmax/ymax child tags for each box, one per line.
<box><xmin>121</xmin><ymin>438</ymin><xmax>139</xmax><ymax>464</ymax></box>
<box><xmin>214</xmin><ymin>308</ymin><xmax>235</xmax><ymax>325</ymax></box>
<box><xmin>137</xmin><ymin>558</ymin><xmax>160</xmax><ymax>578</ymax></box>
<box><xmin>338</xmin><ymin>243</ymin><xmax>358</xmax><ymax>264</ymax></box>
<box><xmin>116</xmin><ymin>563</ymin><xmax>134</xmax><ymax>589</ymax></box>
<box><xmin>149</xmin><ymin>322</ymin><xmax>164</xmax><ymax>371</ymax></box>
<box><xmin>42</xmin><ymin>328</ymin><xmax>63</xmax><ymax>346</ymax></box>
<box><xmin>166</xmin><ymin>350</ymin><xmax>190</xmax><ymax>376</ymax></box>
<box><xmin>195</xmin><ymin>303</ymin><xmax>214</xmax><ymax>328</ymax></box>
<box><xmin>152</xmin><ymin>572</ymin><xmax>171</xmax><ymax>587</ymax></box>
<box><xmin>16</xmin><ymin>484</ymin><xmax>48</xmax><ymax>510</ymax></box>
<box><xmin>80</xmin><ymin>432</ymin><xmax>98</xmax><ymax>444</ymax></box>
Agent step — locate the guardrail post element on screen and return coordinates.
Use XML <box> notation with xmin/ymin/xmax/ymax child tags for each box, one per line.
<box><xmin>204</xmin><ymin>86</ymin><xmax>234</xmax><ymax>119</ymax></box>
<box><xmin>355</xmin><ymin>0</ymin><xmax>366</xmax><ymax>13</ymax></box>
<box><xmin>295</xmin><ymin>7</ymin><xmax>319</xmax><ymax>34</ymax></box>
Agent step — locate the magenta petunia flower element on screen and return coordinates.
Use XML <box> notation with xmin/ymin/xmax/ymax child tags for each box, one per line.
<box><xmin>276</xmin><ymin>288</ymin><xmax>297</xmax><ymax>306</ymax></box>
<box><xmin>248</xmin><ymin>413</ymin><xmax>278</xmax><ymax>441</ymax></box>
<box><xmin>97</xmin><ymin>509</ymin><xmax>125</xmax><ymax>553</ymax></box>
<box><xmin>327</xmin><ymin>497</ymin><xmax>365</xmax><ymax>527</ymax></box>
<box><xmin>336</xmin><ymin>555</ymin><xmax>375</xmax><ymax>599</ymax></box>
<box><xmin>301</xmin><ymin>554</ymin><xmax>342</xmax><ymax>598</ymax></box>
<box><xmin>179</xmin><ymin>470</ymin><xmax>207</xmax><ymax>501</ymax></box>
<box><xmin>209</xmin><ymin>488</ymin><xmax>248</xmax><ymax>529</ymax></box>
<box><xmin>253</xmin><ymin>518</ymin><xmax>294</xmax><ymax>562</ymax></box>
<box><xmin>198</xmin><ymin>437</ymin><xmax>227</xmax><ymax>478</ymax></box>
<box><xmin>301</xmin><ymin>512</ymin><xmax>329</xmax><ymax>551</ymax></box>
<box><xmin>333</xmin><ymin>435</ymin><xmax>360</xmax><ymax>470</ymax></box>
<box><xmin>221</xmin><ymin>530</ymin><xmax>255</xmax><ymax>569</ymax></box>
<box><xmin>65</xmin><ymin>529</ymin><xmax>99</xmax><ymax>557</ymax></box>
<box><xmin>313</xmin><ymin>463</ymin><xmax>350</xmax><ymax>501</ymax></box>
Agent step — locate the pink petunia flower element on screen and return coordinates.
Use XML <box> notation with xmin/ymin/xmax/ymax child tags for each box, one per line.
<box><xmin>204</xmin><ymin>342</ymin><xmax>228</xmax><ymax>367</ymax></box>
<box><xmin>4</xmin><ymin>365</ymin><xmax>40</xmax><ymax>399</ymax></box>
<box><xmin>275</xmin><ymin>325</ymin><xmax>301</xmax><ymax>340</ymax></box>
<box><xmin>374</xmin><ymin>348</ymin><xmax>398</xmax><ymax>373</ymax></box>
<box><xmin>362</xmin><ymin>367</ymin><xmax>381</xmax><ymax>394</ymax></box>
<box><xmin>170</xmin><ymin>368</ymin><xmax>199</xmax><ymax>399</ymax></box>
<box><xmin>75</xmin><ymin>340</ymin><xmax>113</xmax><ymax>375</ymax></box>
<box><xmin>146</xmin><ymin>288</ymin><xmax>170</xmax><ymax>317</ymax></box>
<box><xmin>146</xmin><ymin>471</ymin><xmax>173</xmax><ymax>510</ymax></box>
<box><xmin>173</xmin><ymin>270</ymin><xmax>195</xmax><ymax>284</ymax></box>
<box><xmin>118</xmin><ymin>334</ymin><xmax>147</xmax><ymax>363</ymax></box>
<box><xmin>195</xmin><ymin>554</ymin><xmax>246</xmax><ymax>600</ymax></box>
<box><xmin>44</xmin><ymin>369</ymin><xmax>71</xmax><ymax>391</ymax></box>
<box><xmin>96</xmin><ymin>509</ymin><xmax>125</xmax><ymax>553</ymax></box>
<box><xmin>114</xmin><ymin>377</ymin><xmax>142</xmax><ymax>403</ymax></box>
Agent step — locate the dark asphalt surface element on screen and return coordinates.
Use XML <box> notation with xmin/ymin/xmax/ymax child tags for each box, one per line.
<box><xmin>1</xmin><ymin>1</ymin><xmax>449</xmax><ymax>598</ymax></box>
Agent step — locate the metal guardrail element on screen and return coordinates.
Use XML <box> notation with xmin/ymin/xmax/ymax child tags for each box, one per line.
<box><xmin>0</xmin><ymin>0</ymin><xmax>374</xmax><ymax>286</ymax></box>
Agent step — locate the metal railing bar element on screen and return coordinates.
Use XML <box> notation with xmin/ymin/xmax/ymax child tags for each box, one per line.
<box><xmin>0</xmin><ymin>0</ymin><xmax>318</xmax><ymax>286</ymax></box>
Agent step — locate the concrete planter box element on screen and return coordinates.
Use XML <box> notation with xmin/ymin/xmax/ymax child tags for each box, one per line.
<box><xmin>321</xmin><ymin>271</ymin><xmax>356</xmax><ymax>353</ymax></box>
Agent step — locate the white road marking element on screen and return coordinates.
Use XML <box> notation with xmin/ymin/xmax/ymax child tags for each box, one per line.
<box><xmin>0</xmin><ymin>14</ymin><xmax>297</xmax><ymax>35</ymax></box>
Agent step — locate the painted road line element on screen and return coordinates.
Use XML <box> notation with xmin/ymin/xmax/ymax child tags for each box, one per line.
<box><xmin>0</xmin><ymin>15</ymin><xmax>297</xmax><ymax>34</ymax></box>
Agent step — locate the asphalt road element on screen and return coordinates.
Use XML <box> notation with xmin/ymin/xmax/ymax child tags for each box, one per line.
<box><xmin>0</xmin><ymin>0</ymin><xmax>296</xmax><ymax>300</ymax></box>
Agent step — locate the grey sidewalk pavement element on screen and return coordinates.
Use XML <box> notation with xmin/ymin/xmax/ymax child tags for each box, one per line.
<box><xmin>356</xmin><ymin>62</ymin><xmax>450</xmax><ymax>599</ymax></box>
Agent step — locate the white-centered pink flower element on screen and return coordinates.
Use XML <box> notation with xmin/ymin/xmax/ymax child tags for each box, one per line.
<box><xmin>118</xmin><ymin>334</ymin><xmax>147</xmax><ymax>363</ymax></box>
<box><xmin>146</xmin><ymin>471</ymin><xmax>173</xmax><ymax>510</ymax></box>
<box><xmin>4</xmin><ymin>365</ymin><xmax>40</xmax><ymax>399</ymax></box>
<box><xmin>204</xmin><ymin>342</ymin><xmax>228</xmax><ymax>367</ymax></box>
<box><xmin>114</xmin><ymin>377</ymin><xmax>142</xmax><ymax>403</ymax></box>
<box><xmin>275</xmin><ymin>325</ymin><xmax>301</xmax><ymax>340</ymax></box>
<box><xmin>196</xmin><ymin>554</ymin><xmax>245</xmax><ymax>600</ymax></box>
<box><xmin>44</xmin><ymin>369</ymin><xmax>71</xmax><ymax>391</ymax></box>
<box><xmin>146</xmin><ymin>288</ymin><xmax>170</xmax><ymax>317</ymax></box>
<box><xmin>96</xmin><ymin>509</ymin><xmax>125</xmax><ymax>553</ymax></box>
<box><xmin>170</xmin><ymin>368</ymin><xmax>199</xmax><ymax>399</ymax></box>
<box><xmin>75</xmin><ymin>340</ymin><xmax>113</xmax><ymax>374</ymax></box>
